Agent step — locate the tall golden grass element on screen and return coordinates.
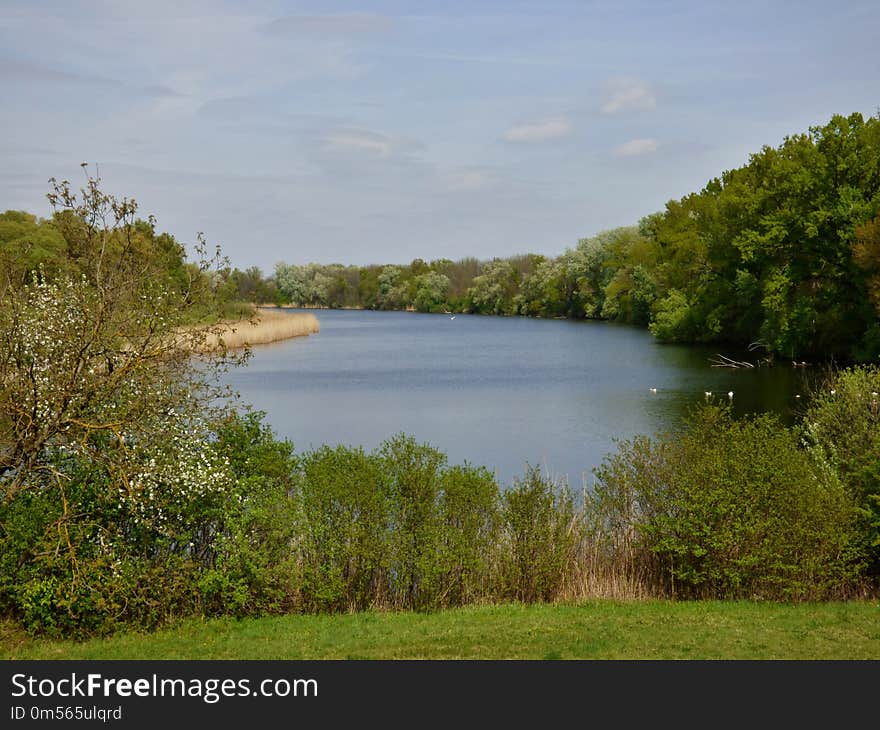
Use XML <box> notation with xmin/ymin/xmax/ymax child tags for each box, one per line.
<box><xmin>561</xmin><ymin>543</ymin><xmax>657</xmax><ymax>601</ymax></box>
<box><xmin>199</xmin><ymin>309</ymin><xmax>320</xmax><ymax>351</ymax></box>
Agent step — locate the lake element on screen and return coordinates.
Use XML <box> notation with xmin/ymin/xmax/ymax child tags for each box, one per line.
<box><xmin>223</xmin><ymin>308</ymin><xmax>809</xmax><ymax>488</ymax></box>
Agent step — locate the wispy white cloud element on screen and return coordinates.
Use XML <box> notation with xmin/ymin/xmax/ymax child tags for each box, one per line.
<box><xmin>503</xmin><ymin>117</ymin><xmax>572</xmax><ymax>142</ymax></box>
<box><xmin>613</xmin><ymin>138</ymin><xmax>659</xmax><ymax>156</ymax></box>
<box><xmin>0</xmin><ymin>59</ymin><xmax>178</xmax><ymax>96</ymax></box>
<box><xmin>322</xmin><ymin>128</ymin><xmax>395</xmax><ymax>156</ymax></box>
<box><xmin>600</xmin><ymin>77</ymin><xmax>656</xmax><ymax>114</ymax></box>
<box><xmin>262</xmin><ymin>13</ymin><xmax>391</xmax><ymax>36</ymax></box>
<box><xmin>375</xmin><ymin>50</ymin><xmax>568</xmax><ymax>68</ymax></box>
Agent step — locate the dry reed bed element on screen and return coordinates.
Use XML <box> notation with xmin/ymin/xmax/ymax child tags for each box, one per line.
<box><xmin>199</xmin><ymin>309</ymin><xmax>319</xmax><ymax>351</ymax></box>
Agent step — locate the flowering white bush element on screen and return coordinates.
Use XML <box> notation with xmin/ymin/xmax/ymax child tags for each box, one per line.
<box><xmin>0</xmin><ymin>176</ymin><xmax>244</xmax><ymax>505</ymax></box>
<box><xmin>123</xmin><ymin>416</ymin><xmax>235</xmax><ymax>537</ymax></box>
<box><xmin>0</xmin><ymin>173</ymin><xmax>252</xmax><ymax>634</ymax></box>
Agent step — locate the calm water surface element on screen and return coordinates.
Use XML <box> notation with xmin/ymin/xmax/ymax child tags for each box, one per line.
<box><xmin>224</xmin><ymin>309</ymin><xmax>808</xmax><ymax>488</ymax></box>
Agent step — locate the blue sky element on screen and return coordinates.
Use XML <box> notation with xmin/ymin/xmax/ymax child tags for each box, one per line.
<box><xmin>2</xmin><ymin>0</ymin><xmax>878</xmax><ymax>271</ymax></box>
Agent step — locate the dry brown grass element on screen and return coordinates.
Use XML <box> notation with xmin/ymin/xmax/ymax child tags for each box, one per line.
<box><xmin>199</xmin><ymin>308</ymin><xmax>320</xmax><ymax>351</ymax></box>
<box><xmin>562</xmin><ymin>556</ymin><xmax>657</xmax><ymax>601</ymax></box>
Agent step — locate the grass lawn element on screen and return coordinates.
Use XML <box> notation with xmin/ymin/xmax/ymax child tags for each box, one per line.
<box><xmin>3</xmin><ymin>600</ymin><xmax>880</xmax><ymax>660</ymax></box>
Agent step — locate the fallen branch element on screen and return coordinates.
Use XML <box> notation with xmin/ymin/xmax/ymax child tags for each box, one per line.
<box><xmin>709</xmin><ymin>353</ymin><xmax>755</xmax><ymax>369</ymax></box>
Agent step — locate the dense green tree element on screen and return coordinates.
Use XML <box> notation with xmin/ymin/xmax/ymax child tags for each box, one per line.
<box><xmin>445</xmin><ymin>256</ymin><xmax>481</xmax><ymax>306</ymax></box>
<box><xmin>413</xmin><ymin>271</ymin><xmax>450</xmax><ymax>312</ymax></box>
<box><xmin>225</xmin><ymin>266</ymin><xmax>278</xmax><ymax>304</ymax></box>
<box><xmin>357</xmin><ymin>265</ymin><xmax>382</xmax><ymax>308</ymax></box>
<box><xmin>0</xmin><ymin>211</ymin><xmax>68</xmax><ymax>293</ymax></box>
<box><xmin>853</xmin><ymin>216</ymin><xmax>880</xmax><ymax>354</ymax></box>
<box><xmin>376</xmin><ymin>265</ymin><xmax>407</xmax><ymax>309</ymax></box>
<box><xmin>596</xmin><ymin>227</ymin><xmax>658</xmax><ymax>325</ymax></box>
<box><xmin>466</xmin><ymin>259</ymin><xmax>520</xmax><ymax>315</ymax></box>
<box><xmin>648</xmin><ymin>112</ymin><xmax>880</xmax><ymax>358</ymax></box>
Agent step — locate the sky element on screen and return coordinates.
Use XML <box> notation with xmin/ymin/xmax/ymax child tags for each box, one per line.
<box><xmin>1</xmin><ymin>0</ymin><xmax>878</xmax><ymax>272</ymax></box>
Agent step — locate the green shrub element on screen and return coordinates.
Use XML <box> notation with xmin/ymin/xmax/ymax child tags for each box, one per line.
<box><xmin>500</xmin><ymin>467</ymin><xmax>579</xmax><ymax>602</ymax></box>
<box><xmin>803</xmin><ymin>366</ymin><xmax>880</xmax><ymax>566</ymax></box>
<box><xmin>380</xmin><ymin>435</ymin><xmax>449</xmax><ymax>609</ymax></box>
<box><xmin>590</xmin><ymin>406</ymin><xmax>865</xmax><ymax>599</ymax></box>
<box><xmin>199</xmin><ymin>411</ymin><xmax>301</xmax><ymax>617</ymax></box>
<box><xmin>804</xmin><ymin>367</ymin><xmax>880</xmax><ymax>500</ymax></box>
<box><xmin>583</xmin><ymin>434</ymin><xmax>672</xmax><ymax>591</ymax></box>
<box><xmin>296</xmin><ymin>444</ymin><xmax>390</xmax><ymax>612</ymax></box>
<box><xmin>0</xmin><ymin>410</ymin><xmax>298</xmax><ymax>635</ymax></box>
<box><xmin>293</xmin><ymin>436</ymin><xmax>504</xmax><ymax>612</ymax></box>
<box><xmin>435</xmin><ymin>464</ymin><xmax>500</xmax><ymax>606</ymax></box>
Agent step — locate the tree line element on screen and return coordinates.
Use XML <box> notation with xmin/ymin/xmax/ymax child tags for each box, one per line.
<box><xmin>271</xmin><ymin>112</ymin><xmax>880</xmax><ymax>361</ymax></box>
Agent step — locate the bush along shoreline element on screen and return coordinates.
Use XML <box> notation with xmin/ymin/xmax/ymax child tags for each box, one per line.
<box><xmin>2</xmin><ymin>364</ymin><xmax>878</xmax><ymax>638</ymax></box>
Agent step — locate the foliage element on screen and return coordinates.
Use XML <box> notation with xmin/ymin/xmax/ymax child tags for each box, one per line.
<box><xmin>216</xmin><ymin>266</ymin><xmax>280</xmax><ymax>306</ymax></box>
<box><xmin>412</xmin><ymin>270</ymin><xmax>450</xmax><ymax>312</ymax></box>
<box><xmin>0</xmin><ymin>210</ymin><xmax>67</xmax><ymax>294</ymax></box>
<box><xmin>0</xmin><ymin>172</ymin><xmax>245</xmax><ymax>635</ymax></box>
<box><xmin>0</xmin><ymin>439</ymin><xmax>207</xmax><ymax>636</ymax></box>
<box><xmin>648</xmin><ymin>289</ymin><xmax>695</xmax><ymax>341</ymax></box>
<box><xmin>294</xmin><ymin>435</ymin><xmax>499</xmax><ymax>612</ymax></box>
<box><xmin>197</xmin><ymin>411</ymin><xmax>300</xmax><ymax>618</ymax></box>
<box><xmin>274</xmin><ymin>262</ymin><xmax>363</xmax><ymax>308</ymax></box>
<box><xmin>645</xmin><ymin>112</ymin><xmax>880</xmax><ymax>358</ymax></box>
<box><xmin>589</xmin><ymin>406</ymin><xmax>865</xmax><ymax>599</ymax></box>
<box><xmin>379</xmin><ymin>435</ymin><xmax>448</xmax><ymax>608</ymax></box>
<box><xmin>499</xmin><ymin>467</ymin><xmax>579</xmax><ymax>602</ymax></box>
<box><xmin>435</xmin><ymin>464</ymin><xmax>500</xmax><ymax>605</ymax></box>
<box><xmin>0</xmin><ymin>173</ymin><xmax>240</xmax><ymax>501</ymax></box>
<box><xmin>803</xmin><ymin>366</ymin><xmax>880</xmax><ymax>563</ymax></box>
<box><xmin>0</xmin><ymin>407</ymin><xmax>299</xmax><ymax>636</ymax></box>
<box><xmin>296</xmin><ymin>443</ymin><xmax>389</xmax><ymax>612</ymax></box>
<box><xmin>462</xmin><ymin>259</ymin><xmax>520</xmax><ymax>315</ymax></box>
<box><xmin>853</xmin><ymin>216</ymin><xmax>880</xmax><ymax>314</ymax></box>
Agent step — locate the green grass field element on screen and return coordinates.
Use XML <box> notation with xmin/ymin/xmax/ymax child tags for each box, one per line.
<box><xmin>3</xmin><ymin>600</ymin><xmax>880</xmax><ymax>660</ymax></box>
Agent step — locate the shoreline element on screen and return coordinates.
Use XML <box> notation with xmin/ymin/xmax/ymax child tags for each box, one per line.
<box><xmin>259</xmin><ymin>303</ymin><xmax>367</xmax><ymax>311</ymax></box>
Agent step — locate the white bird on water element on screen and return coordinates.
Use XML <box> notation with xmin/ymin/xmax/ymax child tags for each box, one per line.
<box><xmin>649</xmin><ymin>387</ymin><xmax>657</xmax><ymax>394</ymax></box>
<box><xmin>449</xmin><ymin>315</ymin><xmax>456</xmax><ymax>320</ymax></box>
